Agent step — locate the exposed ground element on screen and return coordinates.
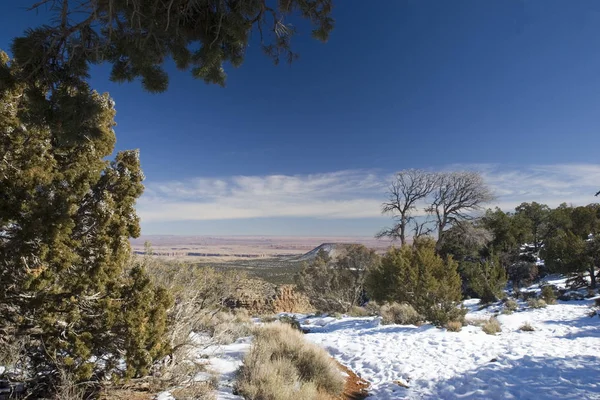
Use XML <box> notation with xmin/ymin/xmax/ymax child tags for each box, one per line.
<box><xmin>131</xmin><ymin>235</ymin><xmax>391</xmax><ymax>262</ymax></box>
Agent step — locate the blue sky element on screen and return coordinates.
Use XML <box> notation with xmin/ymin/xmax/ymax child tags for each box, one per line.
<box><xmin>2</xmin><ymin>1</ymin><xmax>600</xmax><ymax>235</ymax></box>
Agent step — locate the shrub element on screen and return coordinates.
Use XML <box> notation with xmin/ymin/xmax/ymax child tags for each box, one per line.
<box><xmin>235</xmin><ymin>323</ymin><xmax>344</xmax><ymax>400</ymax></box>
<box><xmin>445</xmin><ymin>321</ymin><xmax>463</xmax><ymax>332</ymax></box>
<box><xmin>527</xmin><ymin>298</ymin><xmax>547</xmax><ymax>309</ymax></box>
<box><xmin>365</xmin><ymin>238</ymin><xmax>464</xmax><ymax>327</ymax></box>
<box><xmin>347</xmin><ymin>306</ymin><xmax>370</xmax><ymax>317</ymax></box>
<box><xmin>278</xmin><ymin>315</ymin><xmax>302</xmax><ymax>332</ymax></box>
<box><xmin>363</xmin><ymin>301</ymin><xmax>380</xmax><ymax>316</ymax></box>
<box><xmin>464</xmin><ymin>256</ymin><xmax>507</xmax><ymax>304</ymax></box>
<box><xmin>519</xmin><ymin>322</ymin><xmax>535</xmax><ymax>332</ymax></box>
<box><xmin>295</xmin><ymin>245</ymin><xmax>380</xmax><ymax>313</ymax></box>
<box><xmin>482</xmin><ymin>318</ymin><xmax>502</xmax><ymax>335</ymax></box>
<box><xmin>0</xmin><ymin>66</ymin><xmax>171</xmax><ymax>394</ymax></box>
<box><xmin>170</xmin><ymin>377</ymin><xmax>218</xmax><ymax>400</ymax></box>
<box><xmin>540</xmin><ymin>286</ymin><xmax>557</xmax><ymax>305</ymax></box>
<box><xmin>380</xmin><ymin>302</ymin><xmax>422</xmax><ymax>325</ymax></box>
<box><xmin>260</xmin><ymin>315</ymin><xmax>277</xmax><ymax>323</ymax></box>
<box><xmin>504</xmin><ymin>298</ymin><xmax>518</xmax><ymax>312</ymax></box>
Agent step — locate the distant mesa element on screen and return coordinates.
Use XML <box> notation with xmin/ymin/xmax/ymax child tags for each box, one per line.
<box><xmin>291</xmin><ymin>243</ymin><xmax>357</xmax><ymax>262</ymax></box>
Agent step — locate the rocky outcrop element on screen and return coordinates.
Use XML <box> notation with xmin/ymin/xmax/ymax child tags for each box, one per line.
<box><xmin>224</xmin><ymin>279</ymin><xmax>314</xmax><ymax>314</ymax></box>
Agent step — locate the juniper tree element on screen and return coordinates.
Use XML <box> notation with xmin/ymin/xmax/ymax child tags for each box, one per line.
<box><xmin>15</xmin><ymin>0</ymin><xmax>334</xmax><ymax>92</ymax></box>
<box><xmin>365</xmin><ymin>238</ymin><xmax>464</xmax><ymax>326</ymax></box>
<box><xmin>0</xmin><ymin>52</ymin><xmax>170</xmax><ymax>391</ymax></box>
<box><xmin>543</xmin><ymin>204</ymin><xmax>600</xmax><ymax>289</ymax></box>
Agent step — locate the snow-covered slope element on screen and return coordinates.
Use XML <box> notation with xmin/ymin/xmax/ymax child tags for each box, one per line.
<box><xmin>302</xmin><ymin>299</ymin><xmax>600</xmax><ymax>399</ymax></box>
<box><xmin>157</xmin><ymin>278</ymin><xmax>600</xmax><ymax>399</ymax></box>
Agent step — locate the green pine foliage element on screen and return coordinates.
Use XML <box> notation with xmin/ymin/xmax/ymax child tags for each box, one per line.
<box><xmin>15</xmin><ymin>0</ymin><xmax>334</xmax><ymax>92</ymax></box>
<box><xmin>365</xmin><ymin>238</ymin><xmax>465</xmax><ymax>326</ymax></box>
<box><xmin>464</xmin><ymin>256</ymin><xmax>507</xmax><ymax>304</ymax></box>
<box><xmin>0</xmin><ymin>52</ymin><xmax>170</xmax><ymax>392</ymax></box>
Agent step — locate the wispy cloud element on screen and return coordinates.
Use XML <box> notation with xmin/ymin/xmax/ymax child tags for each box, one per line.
<box><xmin>138</xmin><ymin>170</ymin><xmax>386</xmax><ymax>222</ymax></box>
<box><xmin>137</xmin><ymin>164</ymin><xmax>600</xmax><ymax>223</ymax></box>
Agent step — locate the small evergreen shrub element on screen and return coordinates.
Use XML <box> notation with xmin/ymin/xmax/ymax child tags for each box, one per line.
<box><xmin>365</xmin><ymin>238</ymin><xmax>464</xmax><ymax>327</ymax></box>
<box><xmin>445</xmin><ymin>321</ymin><xmax>463</xmax><ymax>332</ymax></box>
<box><xmin>482</xmin><ymin>318</ymin><xmax>502</xmax><ymax>335</ymax></box>
<box><xmin>380</xmin><ymin>302</ymin><xmax>422</xmax><ymax>325</ymax></box>
<box><xmin>278</xmin><ymin>315</ymin><xmax>302</xmax><ymax>332</ymax></box>
<box><xmin>527</xmin><ymin>298</ymin><xmax>547</xmax><ymax>309</ymax></box>
<box><xmin>540</xmin><ymin>286</ymin><xmax>557</xmax><ymax>304</ymax></box>
<box><xmin>235</xmin><ymin>323</ymin><xmax>344</xmax><ymax>400</ymax></box>
<box><xmin>519</xmin><ymin>322</ymin><xmax>535</xmax><ymax>332</ymax></box>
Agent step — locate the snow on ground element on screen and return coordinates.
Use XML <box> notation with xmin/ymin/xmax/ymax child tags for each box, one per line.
<box><xmin>156</xmin><ymin>336</ymin><xmax>251</xmax><ymax>400</ymax></box>
<box><xmin>301</xmin><ymin>298</ymin><xmax>600</xmax><ymax>399</ymax></box>
<box><xmin>156</xmin><ymin>278</ymin><xmax>600</xmax><ymax>399</ymax></box>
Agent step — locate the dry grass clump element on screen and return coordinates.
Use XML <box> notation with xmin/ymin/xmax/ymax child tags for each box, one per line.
<box><xmin>347</xmin><ymin>306</ymin><xmax>371</xmax><ymax>317</ymax></box>
<box><xmin>519</xmin><ymin>322</ymin><xmax>535</xmax><ymax>332</ymax></box>
<box><xmin>445</xmin><ymin>321</ymin><xmax>463</xmax><ymax>332</ymax></box>
<box><xmin>527</xmin><ymin>298</ymin><xmax>547</xmax><ymax>309</ymax></box>
<box><xmin>170</xmin><ymin>378</ymin><xmax>218</xmax><ymax>400</ymax></box>
<box><xmin>235</xmin><ymin>323</ymin><xmax>344</xmax><ymax>400</ymax></box>
<box><xmin>504</xmin><ymin>298</ymin><xmax>518</xmax><ymax>312</ymax></box>
<box><xmin>379</xmin><ymin>302</ymin><xmax>422</xmax><ymax>325</ymax></box>
<box><xmin>482</xmin><ymin>318</ymin><xmax>502</xmax><ymax>335</ymax></box>
<box><xmin>198</xmin><ymin>309</ymin><xmax>253</xmax><ymax>345</ymax></box>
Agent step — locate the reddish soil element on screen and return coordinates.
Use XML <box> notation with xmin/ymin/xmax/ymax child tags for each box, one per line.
<box><xmin>336</xmin><ymin>361</ymin><xmax>370</xmax><ymax>400</ymax></box>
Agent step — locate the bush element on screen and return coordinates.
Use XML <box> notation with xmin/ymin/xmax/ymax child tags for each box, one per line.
<box><xmin>540</xmin><ymin>286</ymin><xmax>557</xmax><ymax>305</ymax></box>
<box><xmin>363</xmin><ymin>301</ymin><xmax>380</xmax><ymax>316</ymax></box>
<box><xmin>504</xmin><ymin>298</ymin><xmax>518</xmax><ymax>312</ymax></box>
<box><xmin>235</xmin><ymin>323</ymin><xmax>344</xmax><ymax>400</ymax></box>
<box><xmin>482</xmin><ymin>318</ymin><xmax>502</xmax><ymax>335</ymax></box>
<box><xmin>380</xmin><ymin>303</ymin><xmax>422</xmax><ymax>325</ymax></box>
<box><xmin>519</xmin><ymin>322</ymin><xmax>535</xmax><ymax>332</ymax></box>
<box><xmin>295</xmin><ymin>245</ymin><xmax>380</xmax><ymax>313</ymax></box>
<box><xmin>0</xmin><ymin>66</ymin><xmax>171</xmax><ymax>394</ymax></box>
<box><xmin>527</xmin><ymin>298</ymin><xmax>547</xmax><ymax>309</ymax></box>
<box><xmin>445</xmin><ymin>321</ymin><xmax>463</xmax><ymax>332</ymax></box>
<box><xmin>365</xmin><ymin>238</ymin><xmax>464</xmax><ymax>327</ymax></box>
<box><xmin>347</xmin><ymin>306</ymin><xmax>370</xmax><ymax>317</ymax></box>
<box><xmin>278</xmin><ymin>315</ymin><xmax>302</xmax><ymax>331</ymax></box>
<box><xmin>464</xmin><ymin>256</ymin><xmax>507</xmax><ymax>304</ymax></box>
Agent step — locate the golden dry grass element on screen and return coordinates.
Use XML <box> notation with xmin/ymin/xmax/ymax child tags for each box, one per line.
<box><xmin>236</xmin><ymin>323</ymin><xmax>345</xmax><ymax>400</ymax></box>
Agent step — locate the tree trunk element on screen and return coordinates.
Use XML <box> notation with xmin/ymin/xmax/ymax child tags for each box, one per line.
<box><xmin>590</xmin><ymin>266</ymin><xmax>597</xmax><ymax>289</ymax></box>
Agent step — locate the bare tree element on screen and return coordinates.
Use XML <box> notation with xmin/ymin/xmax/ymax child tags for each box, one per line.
<box><xmin>377</xmin><ymin>169</ymin><xmax>437</xmax><ymax>245</ymax></box>
<box><xmin>427</xmin><ymin>171</ymin><xmax>494</xmax><ymax>246</ymax></box>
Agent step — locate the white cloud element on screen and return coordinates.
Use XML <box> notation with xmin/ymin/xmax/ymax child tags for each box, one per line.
<box><xmin>137</xmin><ymin>164</ymin><xmax>600</xmax><ymax>223</ymax></box>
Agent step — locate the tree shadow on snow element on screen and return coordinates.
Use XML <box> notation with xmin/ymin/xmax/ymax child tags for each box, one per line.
<box><xmin>429</xmin><ymin>354</ymin><xmax>600</xmax><ymax>400</ymax></box>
